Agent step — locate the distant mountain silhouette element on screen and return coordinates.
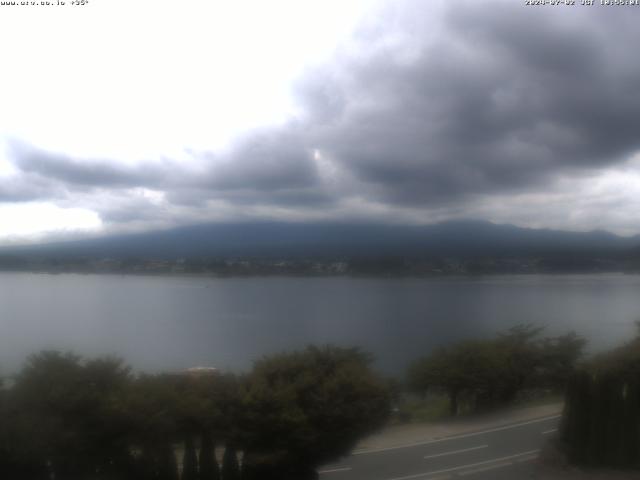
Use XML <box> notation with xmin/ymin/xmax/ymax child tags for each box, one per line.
<box><xmin>3</xmin><ymin>220</ymin><xmax>640</xmax><ymax>260</ymax></box>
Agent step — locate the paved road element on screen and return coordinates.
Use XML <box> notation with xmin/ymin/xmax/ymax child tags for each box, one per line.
<box><xmin>318</xmin><ymin>414</ymin><xmax>560</xmax><ymax>480</ymax></box>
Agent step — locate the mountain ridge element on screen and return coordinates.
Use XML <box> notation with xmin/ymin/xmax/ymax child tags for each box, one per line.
<box><xmin>2</xmin><ymin>220</ymin><xmax>639</xmax><ymax>260</ymax></box>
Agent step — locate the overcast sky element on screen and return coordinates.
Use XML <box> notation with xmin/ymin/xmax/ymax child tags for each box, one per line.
<box><xmin>1</xmin><ymin>0</ymin><xmax>640</xmax><ymax>244</ymax></box>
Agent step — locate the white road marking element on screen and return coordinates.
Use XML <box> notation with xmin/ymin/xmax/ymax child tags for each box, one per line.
<box><xmin>542</xmin><ymin>428</ymin><xmax>558</xmax><ymax>435</ymax></box>
<box><xmin>319</xmin><ymin>467</ymin><xmax>352</xmax><ymax>474</ymax></box>
<box><xmin>353</xmin><ymin>415</ymin><xmax>560</xmax><ymax>455</ymax></box>
<box><xmin>458</xmin><ymin>461</ymin><xmax>513</xmax><ymax>476</ymax></box>
<box><xmin>384</xmin><ymin>450</ymin><xmax>540</xmax><ymax>480</ymax></box>
<box><xmin>516</xmin><ymin>454</ymin><xmax>539</xmax><ymax>463</ymax></box>
<box><xmin>423</xmin><ymin>445</ymin><xmax>488</xmax><ymax>460</ymax></box>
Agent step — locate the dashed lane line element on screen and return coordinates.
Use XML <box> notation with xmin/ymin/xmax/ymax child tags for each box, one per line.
<box><xmin>319</xmin><ymin>467</ymin><xmax>352</xmax><ymax>474</ymax></box>
<box><xmin>457</xmin><ymin>461</ymin><xmax>513</xmax><ymax>476</ymax></box>
<box><xmin>423</xmin><ymin>445</ymin><xmax>488</xmax><ymax>460</ymax></box>
<box><xmin>383</xmin><ymin>449</ymin><xmax>540</xmax><ymax>480</ymax></box>
<box><xmin>352</xmin><ymin>415</ymin><xmax>560</xmax><ymax>455</ymax></box>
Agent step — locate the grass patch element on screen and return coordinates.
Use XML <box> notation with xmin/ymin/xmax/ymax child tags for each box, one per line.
<box><xmin>391</xmin><ymin>395</ymin><xmax>451</xmax><ymax>424</ymax></box>
<box><xmin>514</xmin><ymin>390</ymin><xmax>564</xmax><ymax>408</ymax></box>
<box><xmin>391</xmin><ymin>389</ymin><xmax>564</xmax><ymax>425</ymax></box>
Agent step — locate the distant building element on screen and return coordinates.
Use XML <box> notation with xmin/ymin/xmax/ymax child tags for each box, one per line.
<box><xmin>183</xmin><ymin>366</ymin><xmax>219</xmax><ymax>378</ymax></box>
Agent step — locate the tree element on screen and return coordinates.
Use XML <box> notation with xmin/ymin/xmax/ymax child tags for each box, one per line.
<box><xmin>536</xmin><ymin>332</ymin><xmax>587</xmax><ymax>391</ymax></box>
<box><xmin>561</xmin><ymin>332</ymin><xmax>640</xmax><ymax>468</ymax></box>
<box><xmin>182</xmin><ymin>436</ymin><xmax>198</xmax><ymax>480</ymax></box>
<box><xmin>221</xmin><ymin>444</ymin><xmax>240</xmax><ymax>480</ymax></box>
<box><xmin>9</xmin><ymin>351</ymin><xmax>135</xmax><ymax>480</ymax></box>
<box><xmin>1</xmin><ymin>346</ymin><xmax>389</xmax><ymax>480</ymax></box>
<box><xmin>198</xmin><ymin>431</ymin><xmax>220</xmax><ymax>480</ymax></box>
<box><xmin>495</xmin><ymin>324</ymin><xmax>545</xmax><ymax>402</ymax></box>
<box><xmin>124</xmin><ymin>374</ymin><xmax>180</xmax><ymax>480</ymax></box>
<box><xmin>237</xmin><ymin>346</ymin><xmax>390</xmax><ymax>479</ymax></box>
<box><xmin>408</xmin><ymin>340</ymin><xmax>506</xmax><ymax>415</ymax></box>
<box><xmin>408</xmin><ymin>325</ymin><xmax>584</xmax><ymax>416</ymax></box>
<box><xmin>125</xmin><ymin>369</ymin><xmax>242</xmax><ymax>480</ymax></box>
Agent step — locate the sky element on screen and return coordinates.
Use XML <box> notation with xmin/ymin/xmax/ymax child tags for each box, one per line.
<box><xmin>1</xmin><ymin>0</ymin><xmax>640</xmax><ymax>244</ymax></box>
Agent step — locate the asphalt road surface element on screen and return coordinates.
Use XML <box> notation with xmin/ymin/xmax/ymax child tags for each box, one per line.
<box><xmin>318</xmin><ymin>414</ymin><xmax>560</xmax><ymax>480</ymax></box>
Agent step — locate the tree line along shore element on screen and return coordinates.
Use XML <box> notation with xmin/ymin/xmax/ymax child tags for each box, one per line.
<box><xmin>1</xmin><ymin>324</ymin><xmax>639</xmax><ymax>479</ymax></box>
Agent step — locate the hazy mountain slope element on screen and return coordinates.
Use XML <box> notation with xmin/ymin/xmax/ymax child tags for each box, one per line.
<box><xmin>2</xmin><ymin>220</ymin><xmax>639</xmax><ymax>260</ymax></box>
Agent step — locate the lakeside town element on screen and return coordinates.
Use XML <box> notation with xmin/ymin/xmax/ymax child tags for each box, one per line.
<box><xmin>1</xmin><ymin>254</ymin><xmax>639</xmax><ymax>276</ymax></box>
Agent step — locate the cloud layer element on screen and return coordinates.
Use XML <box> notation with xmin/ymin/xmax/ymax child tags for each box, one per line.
<box><xmin>3</xmin><ymin>0</ymin><xmax>640</xmax><ymax>240</ymax></box>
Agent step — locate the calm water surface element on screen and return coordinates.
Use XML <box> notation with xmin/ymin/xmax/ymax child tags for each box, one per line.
<box><xmin>1</xmin><ymin>272</ymin><xmax>639</xmax><ymax>375</ymax></box>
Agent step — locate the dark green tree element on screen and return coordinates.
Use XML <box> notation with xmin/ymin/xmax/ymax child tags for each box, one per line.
<box><xmin>198</xmin><ymin>431</ymin><xmax>220</xmax><ymax>480</ymax></box>
<box><xmin>536</xmin><ymin>332</ymin><xmax>587</xmax><ymax>391</ymax></box>
<box><xmin>125</xmin><ymin>374</ymin><xmax>181</xmax><ymax>480</ymax></box>
<box><xmin>408</xmin><ymin>340</ymin><xmax>506</xmax><ymax>415</ymax></box>
<box><xmin>561</xmin><ymin>332</ymin><xmax>640</xmax><ymax>469</ymax></box>
<box><xmin>182</xmin><ymin>436</ymin><xmax>198</xmax><ymax>480</ymax></box>
<box><xmin>172</xmin><ymin>371</ymin><xmax>241</xmax><ymax>480</ymax></box>
<box><xmin>10</xmin><ymin>351</ymin><xmax>134</xmax><ymax>480</ymax></box>
<box><xmin>157</xmin><ymin>443</ymin><xmax>180</xmax><ymax>480</ymax></box>
<box><xmin>495</xmin><ymin>324</ymin><xmax>545</xmax><ymax>402</ymax></box>
<box><xmin>237</xmin><ymin>346</ymin><xmax>390</xmax><ymax>479</ymax></box>
<box><xmin>221</xmin><ymin>445</ymin><xmax>240</xmax><ymax>480</ymax></box>
<box><xmin>408</xmin><ymin>325</ymin><xmax>583</xmax><ymax>416</ymax></box>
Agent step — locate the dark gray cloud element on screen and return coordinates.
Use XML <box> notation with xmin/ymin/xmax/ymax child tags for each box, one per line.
<box><xmin>4</xmin><ymin>123</ymin><xmax>334</xmax><ymax>218</ymax></box>
<box><xmin>0</xmin><ymin>173</ymin><xmax>65</xmax><ymax>203</ymax></box>
<box><xmin>97</xmin><ymin>199</ymin><xmax>169</xmax><ymax>224</ymax></box>
<box><xmin>6</xmin><ymin>128</ymin><xmax>327</xmax><ymax>210</ymax></box>
<box><xmin>300</xmin><ymin>1</ymin><xmax>640</xmax><ymax>206</ymax></box>
<box><xmin>4</xmin><ymin>0</ymin><xmax>640</xmax><ymax>232</ymax></box>
<box><xmin>10</xmin><ymin>142</ymin><xmax>168</xmax><ymax>188</ymax></box>
<box><xmin>196</xmin><ymin>129</ymin><xmax>319</xmax><ymax>192</ymax></box>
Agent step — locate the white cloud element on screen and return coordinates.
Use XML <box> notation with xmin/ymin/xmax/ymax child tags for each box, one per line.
<box><xmin>0</xmin><ymin>0</ymin><xmax>375</xmax><ymax>161</ymax></box>
<box><xmin>0</xmin><ymin>203</ymin><xmax>101</xmax><ymax>243</ymax></box>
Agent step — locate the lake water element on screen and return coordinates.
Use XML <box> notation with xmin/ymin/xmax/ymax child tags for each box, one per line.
<box><xmin>1</xmin><ymin>272</ymin><xmax>639</xmax><ymax>376</ymax></box>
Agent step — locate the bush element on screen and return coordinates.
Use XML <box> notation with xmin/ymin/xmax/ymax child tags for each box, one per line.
<box><xmin>561</xmin><ymin>333</ymin><xmax>640</xmax><ymax>468</ymax></box>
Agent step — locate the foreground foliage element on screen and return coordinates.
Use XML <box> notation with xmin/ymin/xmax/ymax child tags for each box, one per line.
<box><xmin>239</xmin><ymin>347</ymin><xmax>390</xmax><ymax>479</ymax></box>
<box><xmin>407</xmin><ymin>325</ymin><xmax>585</xmax><ymax>416</ymax></box>
<box><xmin>561</xmin><ymin>328</ymin><xmax>640</xmax><ymax>469</ymax></box>
<box><xmin>0</xmin><ymin>346</ymin><xmax>390</xmax><ymax>480</ymax></box>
